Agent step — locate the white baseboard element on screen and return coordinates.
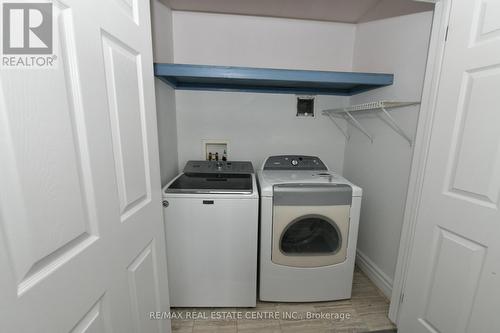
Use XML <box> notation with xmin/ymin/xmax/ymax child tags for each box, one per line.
<box><xmin>355</xmin><ymin>250</ymin><xmax>393</xmax><ymax>299</ymax></box>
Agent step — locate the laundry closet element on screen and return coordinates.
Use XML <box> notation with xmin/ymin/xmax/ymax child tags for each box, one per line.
<box><xmin>3</xmin><ymin>0</ymin><xmax>499</xmax><ymax>332</ymax></box>
<box><xmin>151</xmin><ymin>0</ymin><xmax>435</xmax><ymax>329</ymax></box>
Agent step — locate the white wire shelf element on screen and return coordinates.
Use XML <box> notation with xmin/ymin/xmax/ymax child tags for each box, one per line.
<box><xmin>322</xmin><ymin>100</ymin><xmax>420</xmax><ymax>146</ymax></box>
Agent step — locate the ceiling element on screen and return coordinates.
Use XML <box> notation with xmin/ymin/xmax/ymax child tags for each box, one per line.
<box><xmin>159</xmin><ymin>0</ymin><xmax>434</xmax><ymax>24</ymax></box>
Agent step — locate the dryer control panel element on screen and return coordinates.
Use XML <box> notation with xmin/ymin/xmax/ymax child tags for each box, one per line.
<box><xmin>263</xmin><ymin>155</ymin><xmax>327</xmax><ymax>171</ymax></box>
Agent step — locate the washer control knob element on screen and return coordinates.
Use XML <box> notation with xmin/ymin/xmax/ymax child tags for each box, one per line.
<box><xmin>162</xmin><ymin>200</ymin><xmax>169</xmax><ymax>207</ymax></box>
<box><xmin>291</xmin><ymin>159</ymin><xmax>299</xmax><ymax>166</ymax></box>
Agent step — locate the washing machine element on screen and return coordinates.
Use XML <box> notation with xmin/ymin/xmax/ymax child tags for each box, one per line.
<box><xmin>258</xmin><ymin>155</ymin><xmax>362</xmax><ymax>302</ymax></box>
<box><xmin>163</xmin><ymin>160</ymin><xmax>258</xmax><ymax>307</ymax></box>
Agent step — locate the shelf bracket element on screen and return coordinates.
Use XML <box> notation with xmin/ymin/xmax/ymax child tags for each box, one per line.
<box><xmin>326</xmin><ymin>113</ymin><xmax>350</xmax><ymax>141</ymax></box>
<box><xmin>379</xmin><ymin>107</ymin><xmax>413</xmax><ymax>146</ymax></box>
<box><xmin>344</xmin><ymin>111</ymin><xmax>374</xmax><ymax>143</ymax></box>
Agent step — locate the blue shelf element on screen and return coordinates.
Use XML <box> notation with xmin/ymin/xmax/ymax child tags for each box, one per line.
<box><xmin>154</xmin><ymin>63</ymin><xmax>393</xmax><ymax>96</ymax></box>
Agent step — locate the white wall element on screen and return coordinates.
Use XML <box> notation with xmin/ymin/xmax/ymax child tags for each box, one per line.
<box><xmin>151</xmin><ymin>0</ymin><xmax>174</xmax><ymax>63</ymax></box>
<box><xmin>344</xmin><ymin>11</ymin><xmax>433</xmax><ymax>295</ymax></box>
<box><xmin>150</xmin><ymin>0</ymin><xmax>179</xmax><ymax>185</ymax></box>
<box><xmin>175</xmin><ymin>91</ymin><xmax>349</xmax><ymax>171</ymax></box>
<box><xmin>172</xmin><ymin>11</ymin><xmax>356</xmax><ymax>170</ymax></box>
<box><xmin>172</xmin><ymin>11</ymin><xmax>355</xmax><ymax>71</ymax></box>
<box><xmin>155</xmin><ymin>83</ymin><xmax>178</xmax><ymax>185</ymax></box>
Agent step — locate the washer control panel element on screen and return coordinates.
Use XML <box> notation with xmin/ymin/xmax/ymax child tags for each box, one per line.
<box><xmin>263</xmin><ymin>155</ymin><xmax>327</xmax><ymax>170</ymax></box>
<box><xmin>184</xmin><ymin>160</ymin><xmax>254</xmax><ymax>174</ymax></box>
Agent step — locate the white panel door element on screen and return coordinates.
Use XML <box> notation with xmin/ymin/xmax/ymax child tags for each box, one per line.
<box><xmin>398</xmin><ymin>0</ymin><xmax>500</xmax><ymax>332</ymax></box>
<box><xmin>0</xmin><ymin>0</ymin><xmax>170</xmax><ymax>332</ymax></box>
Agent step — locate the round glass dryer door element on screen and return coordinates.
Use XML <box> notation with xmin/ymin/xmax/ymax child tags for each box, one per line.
<box><xmin>280</xmin><ymin>215</ymin><xmax>341</xmax><ymax>255</ymax></box>
<box><xmin>271</xmin><ymin>204</ymin><xmax>350</xmax><ymax>268</ymax></box>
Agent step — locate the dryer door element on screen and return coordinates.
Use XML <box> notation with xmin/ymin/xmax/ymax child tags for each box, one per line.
<box><xmin>271</xmin><ymin>184</ymin><xmax>352</xmax><ymax>267</ymax></box>
<box><xmin>281</xmin><ymin>214</ymin><xmax>341</xmax><ymax>255</ymax></box>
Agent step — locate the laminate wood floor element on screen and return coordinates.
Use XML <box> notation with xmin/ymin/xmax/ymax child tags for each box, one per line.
<box><xmin>170</xmin><ymin>266</ymin><xmax>396</xmax><ymax>333</ymax></box>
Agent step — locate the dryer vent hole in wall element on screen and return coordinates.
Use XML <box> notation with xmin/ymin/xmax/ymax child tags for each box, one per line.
<box><xmin>297</xmin><ymin>96</ymin><xmax>315</xmax><ymax>117</ymax></box>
